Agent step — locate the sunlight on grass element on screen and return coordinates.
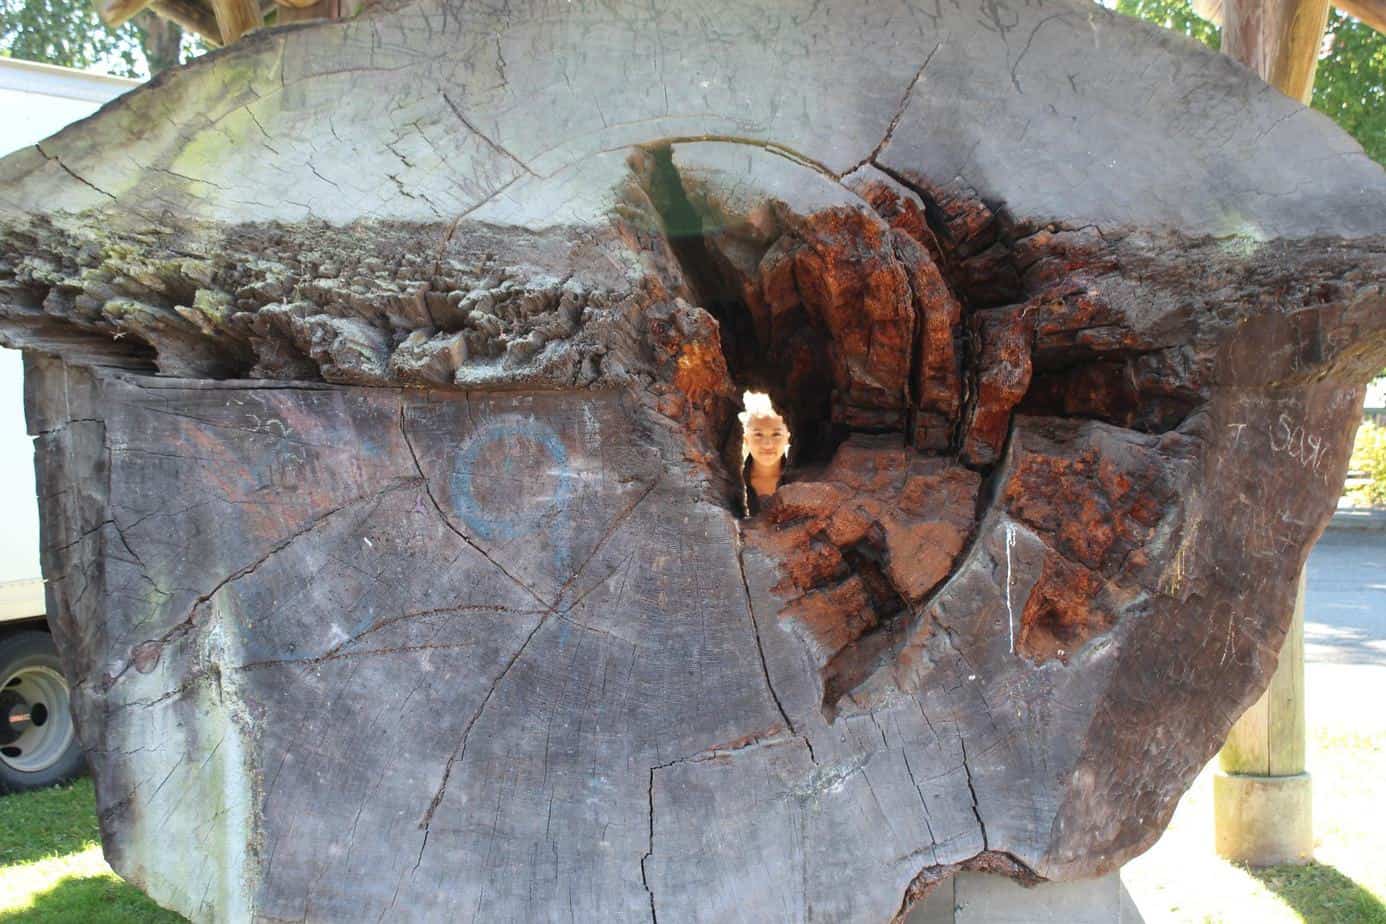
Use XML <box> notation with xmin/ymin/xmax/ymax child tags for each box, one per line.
<box><xmin>0</xmin><ymin>781</ymin><xmax>100</xmax><ymax>866</ymax></box>
<box><xmin>0</xmin><ymin>781</ymin><xmax>186</xmax><ymax>923</ymax></box>
<box><xmin>1250</xmin><ymin>863</ymin><xmax>1386</xmax><ymax>924</ymax></box>
<box><xmin>1124</xmin><ymin>767</ymin><xmax>1306</xmax><ymax>923</ymax></box>
<box><xmin>0</xmin><ymin>845</ymin><xmax>182</xmax><ymax>921</ymax></box>
<box><xmin>0</xmin><ymin>845</ymin><xmax>110</xmax><ymax>914</ymax></box>
<box><xmin>1124</xmin><ymin>662</ymin><xmax>1386</xmax><ymax>923</ymax></box>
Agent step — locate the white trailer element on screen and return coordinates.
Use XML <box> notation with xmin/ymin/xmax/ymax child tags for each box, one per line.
<box><xmin>0</xmin><ymin>58</ymin><xmax>140</xmax><ymax>791</ymax></box>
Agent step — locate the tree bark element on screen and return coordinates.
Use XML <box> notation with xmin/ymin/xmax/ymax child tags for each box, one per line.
<box><xmin>1</xmin><ymin>1</ymin><xmax>1385</xmax><ymax>921</ymax></box>
<box><xmin>136</xmin><ymin>11</ymin><xmax>183</xmax><ymax>74</ymax></box>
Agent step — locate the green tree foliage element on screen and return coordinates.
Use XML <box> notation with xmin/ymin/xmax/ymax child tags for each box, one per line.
<box><xmin>1117</xmin><ymin>0</ymin><xmax>1386</xmax><ymax>163</ymax></box>
<box><xmin>0</xmin><ymin>0</ymin><xmax>196</xmax><ymax>77</ymax></box>
<box><xmin>1349</xmin><ymin>419</ymin><xmax>1386</xmax><ymax>506</ymax></box>
<box><xmin>1116</xmin><ymin>0</ymin><xmax>1224</xmax><ymax>48</ymax></box>
<box><xmin>1314</xmin><ymin>10</ymin><xmax>1386</xmax><ymax>164</ymax></box>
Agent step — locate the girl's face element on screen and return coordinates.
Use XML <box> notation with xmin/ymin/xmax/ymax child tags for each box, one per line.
<box><xmin>745</xmin><ymin>413</ymin><xmax>790</xmax><ymax>467</ymax></box>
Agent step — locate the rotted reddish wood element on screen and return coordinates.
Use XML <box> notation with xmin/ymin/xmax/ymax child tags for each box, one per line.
<box><xmin>748</xmin><ymin>438</ymin><xmax>980</xmax><ymax>711</ymax></box>
<box><xmin>962</xmin><ymin>307</ymin><xmax>1033</xmax><ymax>466</ymax></box>
<box><xmin>757</xmin><ymin>209</ymin><xmax>918</xmax><ymax>429</ymax></box>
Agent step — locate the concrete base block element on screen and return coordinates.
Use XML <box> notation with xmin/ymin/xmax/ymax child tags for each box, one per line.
<box><xmin>1213</xmin><ymin>769</ymin><xmax>1313</xmax><ymax>866</ymax></box>
<box><xmin>905</xmin><ymin>871</ymin><xmax>1144</xmax><ymax>923</ymax></box>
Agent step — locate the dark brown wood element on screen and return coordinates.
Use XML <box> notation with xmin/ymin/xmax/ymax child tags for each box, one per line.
<box><xmin>149</xmin><ymin>0</ymin><xmax>221</xmax><ymax>46</ymax></box>
<box><xmin>2</xmin><ymin>1</ymin><xmax>1385</xmax><ymax>921</ymax></box>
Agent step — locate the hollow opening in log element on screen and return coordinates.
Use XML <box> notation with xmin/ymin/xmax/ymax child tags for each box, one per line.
<box><xmin>643</xmin><ymin>144</ymin><xmax>845</xmax><ymax>469</ymax></box>
<box><xmin>738</xmin><ymin>390</ymin><xmax>793</xmax><ymax>516</ymax></box>
<box><xmin>635</xmin><ymin>146</ymin><xmax>1034</xmax><ymax>715</ymax></box>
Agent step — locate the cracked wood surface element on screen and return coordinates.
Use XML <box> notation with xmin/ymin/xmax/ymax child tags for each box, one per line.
<box><xmin>3</xmin><ymin>0</ymin><xmax>1386</xmax><ymax>922</ymax></box>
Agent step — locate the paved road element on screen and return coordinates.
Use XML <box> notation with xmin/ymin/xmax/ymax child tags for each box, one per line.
<box><xmin>1305</xmin><ymin>528</ymin><xmax>1386</xmax><ymax>666</ymax></box>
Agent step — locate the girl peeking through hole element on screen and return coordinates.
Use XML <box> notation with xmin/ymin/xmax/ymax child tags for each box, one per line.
<box><xmin>740</xmin><ymin>390</ymin><xmax>792</xmax><ymax>517</ymax></box>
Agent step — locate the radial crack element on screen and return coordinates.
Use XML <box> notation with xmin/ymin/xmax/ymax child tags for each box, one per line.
<box><xmin>442</xmin><ymin>92</ymin><xmax>538</xmax><ymax>178</ymax></box>
<box><xmin>105</xmin><ymin>479</ymin><xmax>419</xmax><ymax>689</ymax></box>
<box><xmin>900</xmin><ymin>748</ymin><xmax>941</xmax><ymax>865</ymax></box>
<box><xmin>840</xmin><ymin>41</ymin><xmax>944</xmax><ymax>178</ymax></box>
<box><xmin>36</xmin><ymin>143</ymin><xmax>117</xmax><ymax>200</ymax></box>
<box><xmin>398</xmin><ymin>401</ymin><xmax>556</xmax><ymax>611</ymax></box>
<box><xmin>958</xmin><ymin>736</ymin><xmax>989</xmax><ymax>849</ymax></box>
<box><xmin>641</xmin><ymin>766</ymin><xmax>659</xmax><ymax>923</ymax></box>
<box><xmin>735</xmin><ymin>534</ymin><xmax>817</xmax><ymax>765</ymax></box>
<box><xmin>413</xmin><ymin>604</ymin><xmax>549</xmax><ymax>870</ymax></box>
<box><xmin>553</xmin><ymin>475</ymin><xmax>662</xmax><ymax>609</ymax></box>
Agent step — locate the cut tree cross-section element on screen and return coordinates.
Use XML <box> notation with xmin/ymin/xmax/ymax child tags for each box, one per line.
<box><xmin>0</xmin><ymin>0</ymin><xmax>1384</xmax><ymax>921</ymax></box>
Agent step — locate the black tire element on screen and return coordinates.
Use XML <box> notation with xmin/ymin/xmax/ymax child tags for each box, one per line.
<box><xmin>0</xmin><ymin>632</ymin><xmax>86</xmax><ymax>794</ymax></box>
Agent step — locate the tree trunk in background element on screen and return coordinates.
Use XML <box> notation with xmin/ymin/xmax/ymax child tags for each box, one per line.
<box><xmin>1</xmin><ymin>1</ymin><xmax>1385</xmax><ymax>920</ymax></box>
<box><xmin>135</xmin><ymin>10</ymin><xmax>183</xmax><ymax>74</ymax></box>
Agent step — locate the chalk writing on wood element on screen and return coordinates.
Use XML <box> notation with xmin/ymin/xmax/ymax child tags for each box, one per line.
<box><xmin>1267</xmin><ymin>413</ymin><xmax>1328</xmax><ymax>472</ymax></box>
<box><xmin>450</xmin><ymin>416</ymin><xmax>574</xmax><ymax>542</ymax></box>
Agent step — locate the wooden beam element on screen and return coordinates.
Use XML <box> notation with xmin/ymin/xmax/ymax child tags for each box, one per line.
<box><xmin>1223</xmin><ymin>0</ymin><xmax>1333</xmax><ymax>101</ymax></box>
<box><xmin>1192</xmin><ymin>0</ymin><xmax>1225</xmax><ymax>25</ymax></box>
<box><xmin>1213</xmin><ymin>0</ymin><xmax>1326</xmax><ymax>868</ymax></box>
<box><xmin>1215</xmin><ymin>578</ymin><xmax>1313</xmax><ymax>865</ymax></box>
<box><xmin>276</xmin><ymin>0</ymin><xmax>338</xmax><ymax>22</ymax></box>
<box><xmin>1220</xmin><ymin>582</ymin><xmax>1308</xmax><ymax>777</ymax></box>
<box><xmin>93</xmin><ymin>0</ymin><xmax>152</xmax><ymax>28</ymax></box>
<box><xmin>1198</xmin><ymin>0</ymin><xmax>1385</xmax><ymax>34</ymax></box>
<box><xmin>149</xmin><ymin>0</ymin><xmax>222</xmax><ymax>46</ymax></box>
<box><xmin>1337</xmin><ymin>0</ymin><xmax>1386</xmax><ymax>32</ymax></box>
<box><xmin>210</xmin><ymin>0</ymin><xmax>263</xmax><ymax>44</ymax></box>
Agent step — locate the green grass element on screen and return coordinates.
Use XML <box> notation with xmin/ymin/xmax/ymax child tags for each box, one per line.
<box><xmin>0</xmin><ymin>781</ymin><xmax>99</xmax><ymax>867</ymax></box>
<box><xmin>1124</xmin><ymin>662</ymin><xmax>1386</xmax><ymax>923</ymax></box>
<box><xmin>1249</xmin><ymin>863</ymin><xmax>1386</xmax><ymax>924</ymax></box>
<box><xmin>0</xmin><ymin>781</ymin><xmax>185</xmax><ymax>922</ymax></box>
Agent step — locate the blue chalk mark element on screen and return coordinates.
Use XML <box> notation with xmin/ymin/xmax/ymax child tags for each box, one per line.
<box><xmin>450</xmin><ymin>418</ymin><xmax>575</xmax><ymax>549</ymax></box>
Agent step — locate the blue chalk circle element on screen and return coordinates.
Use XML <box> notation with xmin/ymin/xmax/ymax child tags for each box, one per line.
<box><xmin>450</xmin><ymin>417</ymin><xmax>574</xmax><ymax>543</ymax></box>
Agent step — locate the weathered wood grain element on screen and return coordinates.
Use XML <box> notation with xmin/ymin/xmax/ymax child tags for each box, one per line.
<box><xmin>3</xmin><ymin>0</ymin><xmax>1386</xmax><ymax>921</ymax></box>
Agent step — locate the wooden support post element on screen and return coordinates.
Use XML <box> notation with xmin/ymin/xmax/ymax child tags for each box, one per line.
<box><xmin>275</xmin><ymin>0</ymin><xmax>338</xmax><ymax>24</ymax></box>
<box><xmin>1215</xmin><ymin>577</ymin><xmax>1313</xmax><ymax>865</ymax></box>
<box><xmin>1209</xmin><ymin>0</ymin><xmax>1329</xmax><ymax>868</ymax></box>
<box><xmin>150</xmin><ymin>0</ymin><xmax>223</xmax><ymax>46</ymax></box>
<box><xmin>93</xmin><ymin>0</ymin><xmax>153</xmax><ymax>28</ymax></box>
<box><xmin>1196</xmin><ymin>0</ymin><xmax>1386</xmax><ymax>46</ymax></box>
<box><xmin>1222</xmin><ymin>0</ymin><xmax>1334</xmax><ymax>102</ymax></box>
<box><xmin>210</xmin><ymin>0</ymin><xmax>263</xmax><ymax>44</ymax></box>
<box><xmin>1336</xmin><ymin>0</ymin><xmax>1386</xmax><ymax>33</ymax></box>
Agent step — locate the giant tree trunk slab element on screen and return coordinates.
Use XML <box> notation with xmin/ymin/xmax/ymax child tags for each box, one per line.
<box><xmin>3</xmin><ymin>0</ymin><xmax>1386</xmax><ymax>921</ymax></box>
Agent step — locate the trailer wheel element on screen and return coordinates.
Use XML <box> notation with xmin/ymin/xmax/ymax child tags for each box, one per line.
<box><xmin>0</xmin><ymin>632</ymin><xmax>85</xmax><ymax>793</ymax></box>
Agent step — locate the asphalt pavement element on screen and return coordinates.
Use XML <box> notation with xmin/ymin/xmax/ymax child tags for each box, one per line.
<box><xmin>1305</xmin><ymin>527</ymin><xmax>1386</xmax><ymax>666</ymax></box>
